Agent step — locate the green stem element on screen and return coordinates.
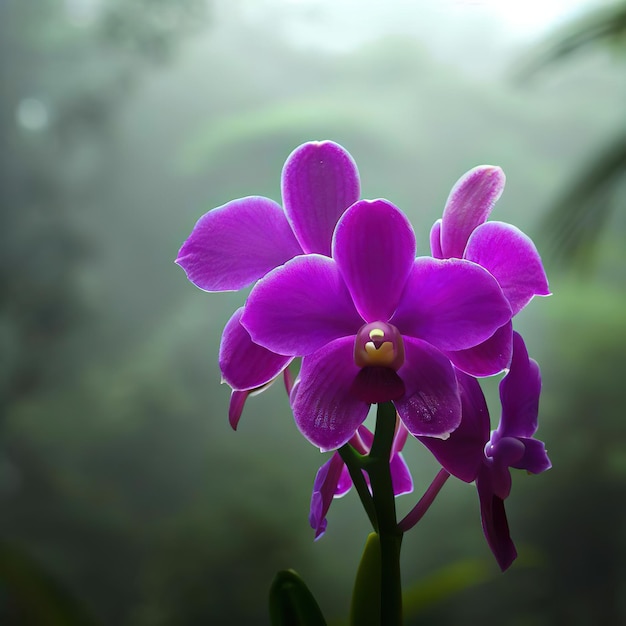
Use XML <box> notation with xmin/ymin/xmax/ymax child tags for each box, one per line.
<box><xmin>338</xmin><ymin>444</ymin><xmax>377</xmax><ymax>530</ymax></box>
<box><xmin>367</xmin><ymin>402</ymin><xmax>404</xmax><ymax>626</ymax></box>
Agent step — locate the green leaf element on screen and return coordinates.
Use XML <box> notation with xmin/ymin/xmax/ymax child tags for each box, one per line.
<box><xmin>539</xmin><ymin>129</ymin><xmax>626</xmax><ymax>267</ymax></box>
<box><xmin>269</xmin><ymin>569</ymin><xmax>327</xmax><ymax>626</ymax></box>
<box><xmin>349</xmin><ymin>533</ymin><xmax>381</xmax><ymax>626</ymax></box>
<box><xmin>517</xmin><ymin>0</ymin><xmax>626</xmax><ymax>78</ymax></box>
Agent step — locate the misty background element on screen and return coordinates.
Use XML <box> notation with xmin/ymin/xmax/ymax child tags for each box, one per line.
<box><xmin>1</xmin><ymin>0</ymin><xmax>625</xmax><ymax>624</ymax></box>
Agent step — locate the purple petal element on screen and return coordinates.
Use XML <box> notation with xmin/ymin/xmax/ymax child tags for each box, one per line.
<box><xmin>282</xmin><ymin>141</ymin><xmax>360</xmax><ymax>256</ymax></box>
<box><xmin>219</xmin><ymin>308</ymin><xmax>292</xmax><ymax>390</ymax></box>
<box><xmin>351</xmin><ymin>367</ymin><xmax>406</xmax><ymax>404</ymax></box>
<box><xmin>310</xmin><ymin>453</ymin><xmax>345</xmax><ymax>539</ymax></box>
<box><xmin>476</xmin><ymin>468</ymin><xmax>517</xmax><ymax>571</ymax></box>
<box><xmin>333</xmin><ymin>199</ymin><xmax>416</xmax><ymax>322</ymax></box>
<box><xmin>228</xmin><ymin>382</ymin><xmax>275</xmax><ymax>431</ymax></box>
<box><xmin>498</xmin><ymin>332</ymin><xmax>541</xmax><ymax>438</ymax></box>
<box><xmin>392</xmin><ymin>423</ymin><xmax>409</xmax><ymax>457</ymax></box>
<box><xmin>391</xmin><ymin>258</ymin><xmax>512</xmax><ymax>352</ymax></box>
<box><xmin>445</xmin><ymin>322</ymin><xmax>513</xmax><ymax>377</ymax></box>
<box><xmin>291</xmin><ymin>337</ymin><xmax>370</xmax><ymax>451</ymax></box>
<box><xmin>283</xmin><ymin>367</ymin><xmax>295</xmax><ymax>396</ymax></box>
<box><xmin>419</xmin><ymin>370</ymin><xmax>489</xmax><ymax>482</ymax></box>
<box><xmin>176</xmin><ymin>196</ymin><xmax>302</xmax><ymax>291</ymax></box>
<box><xmin>228</xmin><ymin>390</ymin><xmax>248</xmax><ymax>430</ymax></box>
<box><xmin>394</xmin><ymin>337</ymin><xmax>461</xmax><ymax>439</ymax></box>
<box><xmin>242</xmin><ymin>255</ymin><xmax>362</xmax><ymax>357</ymax></box>
<box><xmin>352</xmin><ymin>426</ymin><xmax>372</xmax><ymax>455</ymax></box>
<box><xmin>390</xmin><ymin>453</ymin><xmax>414</xmax><ymax>496</ymax></box>
<box><xmin>440</xmin><ymin>166</ymin><xmax>506</xmax><ymax>259</ymax></box>
<box><xmin>356</xmin><ymin>426</ymin><xmax>374</xmax><ymax>451</ymax></box>
<box><xmin>430</xmin><ymin>219</ymin><xmax>443</xmax><ymax>259</ymax></box>
<box><xmin>513</xmin><ymin>437</ymin><xmax>552</xmax><ymax>474</ymax></box>
<box><xmin>465</xmin><ymin>222</ymin><xmax>551</xmax><ymax>315</ymax></box>
<box><xmin>335</xmin><ymin>464</ymin><xmax>353</xmax><ymax>497</ymax></box>
<box><xmin>490</xmin><ymin>462</ymin><xmax>513</xmax><ymax>500</ymax></box>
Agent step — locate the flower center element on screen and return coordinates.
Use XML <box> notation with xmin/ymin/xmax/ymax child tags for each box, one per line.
<box><xmin>354</xmin><ymin>322</ymin><xmax>405</xmax><ymax>370</ymax></box>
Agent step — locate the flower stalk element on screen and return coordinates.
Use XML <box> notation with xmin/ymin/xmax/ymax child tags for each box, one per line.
<box><xmin>366</xmin><ymin>401</ymin><xmax>404</xmax><ymax>626</ymax></box>
<box><xmin>343</xmin><ymin>402</ymin><xmax>405</xmax><ymax>625</ymax></box>
<box><xmin>337</xmin><ymin>444</ymin><xmax>377</xmax><ymax>530</ymax></box>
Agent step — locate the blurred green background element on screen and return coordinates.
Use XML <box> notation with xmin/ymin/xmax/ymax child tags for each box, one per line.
<box><xmin>1</xmin><ymin>0</ymin><xmax>625</xmax><ymax>624</ymax></box>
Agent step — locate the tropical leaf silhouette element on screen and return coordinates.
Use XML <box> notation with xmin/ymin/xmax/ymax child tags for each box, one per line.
<box><xmin>518</xmin><ymin>1</ymin><xmax>626</xmax><ymax>266</ymax></box>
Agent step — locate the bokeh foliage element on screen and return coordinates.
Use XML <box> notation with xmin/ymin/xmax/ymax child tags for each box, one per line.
<box><xmin>519</xmin><ymin>0</ymin><xmax>626</xmax><ymax>267</ymax></box>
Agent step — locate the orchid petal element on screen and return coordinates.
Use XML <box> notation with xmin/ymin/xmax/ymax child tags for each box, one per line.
<box><xmin>242</xmin><ymin>255</ymin><xmax>362</xmax><ymax>357</ymax></box>
<box><xmin>394</xmin><ymin>338</ymin><xmax>461</xmax><ymax>439</ymax></box>
<box><xmin>419</xmin><ymin>370</ymin><xmax>489</xmax><ymax>482</ymax></box>
<box><xmin>351</xmin><ymin>367</ymin><xmax>405</xmax><ymax>404</ymax></box>
<box><xmin>392</xmin><ymin>423</ymin><xmax>409</xmax><ymax>457</ymax></box>
<box><xmin>335</xmin><ymin>464</ymin><xmax>353</xmax><ymax>497</ymax></box>
<box><xmin>283</xmin><ymin>367</ymin><xmax>295</xmax><ymax>396</ymax></box>
<box><xmin>390</xmin><ymin>453</ymin><xmax>414</xmax><ymax>496</ymax></box>
<box><xmin>228</xmin><ymin>390</ymin><xmax>248</xmax><ymax>431</ymax></box>
<box><xmin>445</xmin><ymin>322</ymin><xmax>513</xmax><ymax>377</ymax></box>
<box><xmin>351</xmin><ymin>427</ymin><xmax>371</xmax><ymax>455</ymax></box>
<box><xmin>356</xmin><ymin>426</ymin><xmax>373</xmax><ymax>451</ymax></box>
<box><xmin>440</xmin><ymin>165</ymin><xmax>505</xmax><ymax>259</ymax></box>
<box><xmin>513</xmin><ymin>437</ymin><xmax>552</xmax><ymax>474</ymax></box>
<box><xmin>490</xmin><ymin>461</ymin><xmax>513</xmax><ymax>501</ymax></box>
<box><xmin>282</xmin><ymin>141</ymin><xmax>360</xmax><ymax>256</ymax></box>
<box><xmin>228</xmin><ymin>382</ymin><xmax>275</xmax><ymax>431</ymax></box>
<box><xmin>219</xmin><ymin>308</ymin><xmax>292</xmax><ymax>390</ymax></box>
<box><xmin>391</xmin><ymin>258</ymin><xmax>511</xmax><ymax>352</ymax></box>
<box><xmin>499</xmin><ymin>332</ymin><xmax>541</xmax><ymax>438</ymax></box>
<box><xmin>429</xmin><ymin>219</ymin><xmax>443</xmax><ymax>259</ymax></box>
<box><xmin>309</xmin><ymin>453</ymin><xmax>345</xmax><ymax>539</ymax></box>
<box><xmin>333</xmin><ymin>199</ymin><xmax>416</xmax><ymax>322</ymax></box>
<box><xmin>176</xmin><ymin>196</ymin><xmax>302</xmax><ymax>291</ymax></box>
<box><xmin>465</xmin><ymin>221</ymin><xmax>551</xmax><ymax>315</ymax></box>
<box><xmin>291</xmin><ymin>337</ymin><xmax>370</xmax><ymax>452</ymax></box>
<box><xmin>476</xmin><ymin>468</ymin><xmax>517</xmax><ymax>572</ymax></box>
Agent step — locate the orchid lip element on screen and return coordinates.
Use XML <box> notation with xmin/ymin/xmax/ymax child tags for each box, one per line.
<box><xmin>354</xmin><ymin>322</ymin><xmax>405</xmax><ymax>370</ymax></box>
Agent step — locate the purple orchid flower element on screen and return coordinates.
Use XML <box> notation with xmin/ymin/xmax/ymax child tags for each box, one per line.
<box><xmin>241</xmin><ymin>198</ymin><xmax>513</xmax><ymax>451</ymax></box>
<box><xmin>420</xmin><ymin>332</ymin><xmax>551</xmax><ymax>570</ymax></box>
<box><xmin>310</xmin><ymin>422</ymin><xmax>413</xmax><ymax>539</ymax></box>
<box><xmin>430</xmin><ymin>166</ymin><xmax>551</xmax><ymax>376</ymax></box>
<box><xmin>175</xmin><ymin>141</ymin><xmax>361</xmax><ymax>427</ymax></box>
